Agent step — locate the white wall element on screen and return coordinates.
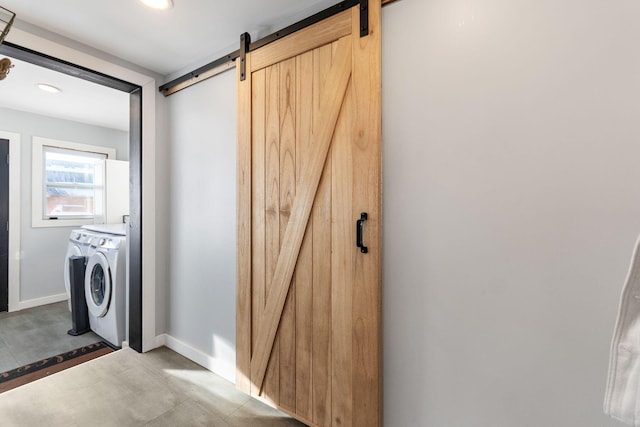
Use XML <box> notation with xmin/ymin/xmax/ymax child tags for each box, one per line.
<box><xmin>165</xmin><ymin>70</ymin><xmax>237</xmax><ymax>381</ymax></box>
<box><xmin>155</xmin><ymin>93</ymin><xmax>171</xmax><ymax>338</ymax></box>
<box><xmin>0</xmin><ymin>108</ymin><xmax>128</xmax><ymax>304</ymax></box>
<box><xmin>382</xmin><ymin>0</ymin><xmax>640</xmax><ymax>426</ymax></box>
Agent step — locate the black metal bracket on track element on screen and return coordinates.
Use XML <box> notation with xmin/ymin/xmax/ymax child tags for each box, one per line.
<box><xmin>239</xmin><ymin>32</ymin><xmax>251</xmax><ymax>82</ymax></box>
<box><xmin>160</xmin><ymin>0</ymin><xmax>374</xmax><ymax>93</ymax></box>
<box><xmin>360</xmin><ymin>0</ymin><xmax>369</xmax><ymax>37</ymax></box>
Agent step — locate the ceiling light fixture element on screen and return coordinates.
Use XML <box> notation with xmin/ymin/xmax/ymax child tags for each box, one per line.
<box><xmin>37</xmin><ymin>83</ymin><xmax>61</xmax><ymax>94</ymax></box>
<box><xmin>1</xmin><ymin>6</ymin><xmax>16</xmax><ymax>81</ymax></box>
<box><xmin>0</xmin><ymin>5</ymin><xmax>16</xmax><ymax>45</ymax></box>
<box><xmin>140</xmin><ymin>0</ymin><xmax>173</xmax><ymax>10</ymax></box>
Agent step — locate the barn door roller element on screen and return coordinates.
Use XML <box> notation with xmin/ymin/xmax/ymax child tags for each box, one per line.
<box><xmin>360</xmin><ymin>0</ymin><xmax>369</xmax><ymax>37</ymax></box>
<box><xmin>239</xmin><ymin>32</ymin><xmax>251</xmax><ymax>82</ymax></box>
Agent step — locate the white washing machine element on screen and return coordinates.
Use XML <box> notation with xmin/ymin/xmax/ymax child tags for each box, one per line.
<box><xmin>84</xmin><ymin>233</ymin><xmax>127</xmax><ymax>347</ymax></box>
<box><xmin>82</xmin><ymin>223</ymin><xmax>127</xmax><ymax>237</ymax></box>
<box><xmin>64</xmin><ymin>229</ymin><xmax>98</xmax><ymax>311</ymax></box>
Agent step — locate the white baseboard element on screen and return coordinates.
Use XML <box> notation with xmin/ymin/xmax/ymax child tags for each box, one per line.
<box><xmin>18</xmin><ymin>293</ymin><xmax>68</xmax><ymax>311</ymax></box>
<box><xmin>154</xmin><ymin>334</ymin><xmax>167</xmax><ymax>348</ymax></box>
<box><xmin>155</xmin><ymin>333</ymin><xmax>236</xmax><ymax>384</ymax></box>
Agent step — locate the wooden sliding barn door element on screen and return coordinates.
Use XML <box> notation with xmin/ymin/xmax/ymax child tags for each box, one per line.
<box><xmin>236</xmin><ymin>2</ymin><xmax>381</xmax><ymax>426</ymax></box>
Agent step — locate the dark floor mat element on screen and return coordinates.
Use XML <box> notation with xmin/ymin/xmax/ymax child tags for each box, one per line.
<box><xmin>0</xmin><ymin>341</ymin><xmax>115</xmax><ymax>393</ymax></box>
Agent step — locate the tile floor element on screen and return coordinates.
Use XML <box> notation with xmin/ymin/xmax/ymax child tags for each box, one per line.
<box><xmin>0</xmin><ymin>301</ymin><xmax>102</xmax><ymax>373</ymax></box>
<box><xmin>0</xmin><ymin>346</ymin><xmax>306</xmax><ymax>427</ymax></box>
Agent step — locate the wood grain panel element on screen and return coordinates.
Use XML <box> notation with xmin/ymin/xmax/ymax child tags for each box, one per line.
<box><xmin>351</xmin><ymin>1</ymin><xmax>382</xmax><ymax>425</ymax></box>
<box><xmin>236</xmin><ymin>52</ymin><xmax>253</xmax><ymax>394</ymax></box>
<box><xmin>294</xmin><ymin>49</ymin><xmax>315</xmax><ymax>421</ymax></box>
<box><xmin>251</xmin><ymin>68</ymin><xmax>266</xmax><ymax>364</ymax></box>
<box><xmin>251</xmin><ymin>10</ymin><xmax>351</xmax><ymax>72</ymax></box>
<box><xmin>278</xmin><ymin>56</ymin><xmax>297</xmax><ymax>412</ymax></box>
<box><xmin>311</xmin><ymin>42</ymin><xmax>334</xmax><ymax>427</ymax></box>
<box><xmin>262</xmin><ymin>63</ymin><xmax>281</xmax><ymax>404</ymax></box>
<box><xmin>250</xmin><ymin>38</ymin><xmax>353</xmax><ymax>392</ymax></box>
<box><xmin>238</xmin><ymin>3</ymin><xmax>382</xmax><ymax>424</ymax></box>
<box><xmin>330</xmin><ymin>49</ymin><xmax>354</xmax><ymax>427</ymax></box>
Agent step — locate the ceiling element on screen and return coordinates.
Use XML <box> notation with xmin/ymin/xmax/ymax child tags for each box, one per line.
<box><xmin>0</xmin><ymin>0</ymin><xmax>337</xmax><ymax>130</ymax></box>
<box><xmin>0</xmin><ymin>56</ymin><xmax>130</xmax><ymax>131</ymax></box>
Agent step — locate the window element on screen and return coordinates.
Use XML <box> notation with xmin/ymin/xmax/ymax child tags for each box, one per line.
<box><xmin>32</xmin><ymin>137</ymin><xmax>116</xmax><ymax>228</ymax></box>
<box><xmin>43</xmin><ymin>146</ymin><xmax>106</xmax><ymax>219</ymax></box>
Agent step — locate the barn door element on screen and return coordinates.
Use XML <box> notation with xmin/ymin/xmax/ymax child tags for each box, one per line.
<box><xmin>236</xmin><ymin>2</ymin><xmax>381</xmax><ymax>426</ymax></box>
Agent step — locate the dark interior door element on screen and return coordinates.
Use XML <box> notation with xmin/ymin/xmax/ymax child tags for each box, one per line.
<box><xmin>0</xmin><ymin>138</ymin><xmax>9</xmax><ymax>312</ymax></box>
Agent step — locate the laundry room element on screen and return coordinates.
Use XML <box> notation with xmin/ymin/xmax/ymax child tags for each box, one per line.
<box><xmin>0</xmin><ymin>55</ymin><xmax>130</xmax><ymax>373</ymax></box>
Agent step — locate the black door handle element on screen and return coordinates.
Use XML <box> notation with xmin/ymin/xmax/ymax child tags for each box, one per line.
<box><xmin>356</xmin><ymin>212</ymin><xmax>368</xmax><ymax>254</ymax></box>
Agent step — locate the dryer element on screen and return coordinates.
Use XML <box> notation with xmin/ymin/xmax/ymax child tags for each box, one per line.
<box><xmin>64</xmin><ymin>229</ymin><xmax>97</xmax><ymax>310</ymax></box>
<box><xmin>84</xmin><ymin>233</ymin><xmax>126</xmax><ymax>347</ymax></box>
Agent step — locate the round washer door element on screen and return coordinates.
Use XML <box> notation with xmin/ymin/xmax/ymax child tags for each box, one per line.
<box><xmin>64</xmin><ymin>245</ymin><xmax>83</xmax><ymax>297</ymax></box>
<box><xmin>85</xmin><ymin>252</ymin><xmax>112</xmax><ymax>318</ymax></box>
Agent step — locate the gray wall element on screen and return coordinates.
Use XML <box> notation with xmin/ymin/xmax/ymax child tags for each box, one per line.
<box><xmin>382</xmin><ymin>0</ymin><xmax>640</xmax><ymax>426</ymax></box>
<box><xmin>0</xmin><ymin>107</ymin><xmax>128</xmax><ymax>302</ymax></box>
<box><xmin>162</xmin><ymin>1</ymin><xmax>640</xmax><ymax>426</ymax></box>
<box><xmin>166</xmin><ymin>70</ymin><xmax>237</xmax><ymax>372</ymax></box>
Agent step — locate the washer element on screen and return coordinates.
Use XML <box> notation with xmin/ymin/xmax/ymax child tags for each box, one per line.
<box><xmin>82</xmin><ymin>223</ymin><xmax>127</xmax><ymax>237</ymax></box>
<box><xmin>84</xmin><ymin>233</ymin><xmax>127</xmax><ymax>347</ymax></box>
<box><xmin>64</xmin><ymin>229</ymin><xmax>98</xmax><ymax>311</ymax></box>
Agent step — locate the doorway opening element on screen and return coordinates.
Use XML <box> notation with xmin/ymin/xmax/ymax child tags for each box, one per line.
<box><xmin>0</xmin><ymin>41</ymin><xmax>143</xmax><ymax>353</ymax></box>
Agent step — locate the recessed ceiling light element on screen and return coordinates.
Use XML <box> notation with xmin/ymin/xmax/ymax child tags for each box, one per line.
<box><xmin>140</xmin><ymin>0</ymin><xmax>173</xmax><ymax>10</ymax></box>
<box><xmin>37</xmin><ymin>83</ymin><xmax>61</xmax><ymax>94</ymax></box>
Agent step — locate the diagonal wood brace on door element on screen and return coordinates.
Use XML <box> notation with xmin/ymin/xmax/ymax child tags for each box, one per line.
<box><xmin>249</xmin><ymin>38</ymin><xmax>354</xmax><ymax>393</ymax></box>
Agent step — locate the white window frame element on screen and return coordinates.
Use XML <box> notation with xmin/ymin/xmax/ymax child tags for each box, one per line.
<box><xmin>32</xmin><ymin>136</ymin><xmax>116</xmax><ymax>228</ymax></box>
